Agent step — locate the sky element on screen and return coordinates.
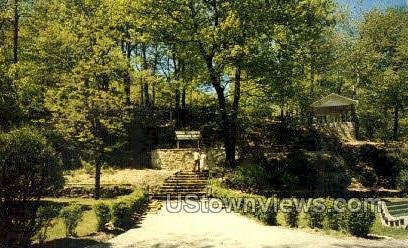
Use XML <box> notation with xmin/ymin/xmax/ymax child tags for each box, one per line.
<box><xmin>338</xmin><ymin>0</ymin><xmax>407</xmax><ymax>17</ymax></box>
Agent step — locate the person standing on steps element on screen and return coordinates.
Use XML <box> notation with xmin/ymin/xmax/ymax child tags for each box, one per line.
<box><xmin>200</xmin><ymin>151</ymin><xmax>207</xmax><ymax>171</ymax></box>
<box><xmin>193</xmin><ymin>150</ymin><xmax>200</xmax><ymax>171</ymax></box>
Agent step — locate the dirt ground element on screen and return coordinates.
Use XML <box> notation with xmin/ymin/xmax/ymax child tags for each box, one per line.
<box><xmin>65</xmin><ymin>169</ymin><xmax>177</xmax><ymax>191</ymax></box>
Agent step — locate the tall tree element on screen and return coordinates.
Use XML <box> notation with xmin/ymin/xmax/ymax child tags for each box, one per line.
<box><xmin>355</xmin><ymin>9</ymin><xmax>408</xmax><ymax>140</ymax></box>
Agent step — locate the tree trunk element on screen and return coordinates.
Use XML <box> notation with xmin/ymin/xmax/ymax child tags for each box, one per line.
<box><xmin>94</xmin><ymin>157</ymin><xmax>102</xmax><ymax>199</ymax></box>
<box><xmin>175</xmin><ymin>88</ymin><xmax>180</xmax><ymax>128</ymax></box>
<box><xmin>124</xmin><ymin>70</ymin><xmax>131</xmax><ymax>105</ymax></box>
<box><xmin>13</xmin><ymin>0</ymin><xmax>19</xmax><ymax>64</ymax></box>
<box><xmin>124</xmin><ymin>41</ymin><xmax>132</xmax><ymax>106</ymax></box>
<box><xmin>141</xmin><ymin>45</ymin><xmax>149</xmax><ymax>106</ymax></box>
<box><xmin>181</xmin><ymin>86</ymin><xmax>187</xmax><ymax>126</ymax></box>
<box><xmin>392</xmin><ymin>103</ymin><xmax>399</xmax><ymax>141</ymax></box>
<box><xmin>203</xmin><ymin>55</ymin><xmax>241</xmax><ymax>167</ymax></box>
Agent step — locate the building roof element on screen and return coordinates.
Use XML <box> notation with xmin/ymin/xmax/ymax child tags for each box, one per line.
<box><xmin>311</xmin><ymin>93</ymin><xmax>358</xmax><ymax>108</ymax></box>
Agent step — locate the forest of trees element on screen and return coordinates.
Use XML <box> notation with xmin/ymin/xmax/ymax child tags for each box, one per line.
<box><xmin>0</xmin><ymin>1</ymin><xmax>407</xmax><ymax>245</ymax></box>
<box><xmin>0</xmin><ymin>0</ymin><xmax>407</xmax><ymax>187</ymax></box>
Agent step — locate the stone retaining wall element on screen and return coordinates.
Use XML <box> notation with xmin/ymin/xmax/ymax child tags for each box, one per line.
<box><xmin>53</xmin><ymin>185</ymin><xmax>133</xmax><ymax>198</ymax></box>
<box><xmin>151</xmin><ymin>148</ymin><xmax>196</xmax><ymax>171</ymax></box>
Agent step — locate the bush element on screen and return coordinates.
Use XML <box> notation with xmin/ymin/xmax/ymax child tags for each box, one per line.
<box><xmin>111</xmin><ymin>190</ymin><xmax>148</xmax><ymax>229</ymax></box>
<box><xmin>397</xmin><ymin>170</ymin><xmax>408</xmax><ymax>191</ymax></box>
<box><xmin>324</xmin><ymin>199</ymin><xmax>341</xmax><ymax>230</ymax></box>
<box><xmin>285</xmin><ymin>151</ymin><xmax>351</xmax><ymax>192</ymax></box>
<box><xmin>256</xmin><ymin>199</ymin><xmax>278</xmax><ymax>225</ymax></box>
<box><xmin>60</xmin><ymin>204</ymin><xmax>84</xmax><ymax>237</ymax></box>
<box><xmin>347</xmin><ymin>205</ymin><xmax>375</xmax><ymax>237</ymax></box>
<box><xmin>211</xmin><ymin>181</ymin><xmax>278</xmax><ymax>225</ymax></box>
<box><xmin>0</xmin><ymin>127</ymin><xmax>63</xmax><ymax>246</ymax></box>
<box><xmin>94</xmin><ymin>203</ymin><xmax>111</xmax><ymax>231</ymax></box>
<box><xmin>35</xmin><ymin>205</ymin><xmax>60</xmax><ymax>244</ymax></box>
<box><xmin>230</xmin><ymin>164</ymin><xmax>272</xmax><ymax>192</ymax></box>
<box><xmin>305</xmin><ymin>199</ymin><xmax>325</xmax><ymax>229</ymax></box>
<box><xmin>285</xmin><ymin>202</ymin><xmax>299</xmax><ymax>228</ymax></box>
<box><xmin>356</xmin><ymin>163</ymin><xmax>378</xmax><ymax>188</ymax></box>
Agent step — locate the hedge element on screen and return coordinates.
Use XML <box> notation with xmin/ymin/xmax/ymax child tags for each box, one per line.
<box><xmin>212</xmin><ymin>182</ymin><xmax>376</xmax><ymax>237</ymax></box>
<box><xmin>211</xmin><ymin>181</ymin><xmax>278</xmax><ymax>225</ymax></box>
<box><xmin>93</xmin><ymin>189</ymin><xmax>149</xmax><ymax>230</ymax></box>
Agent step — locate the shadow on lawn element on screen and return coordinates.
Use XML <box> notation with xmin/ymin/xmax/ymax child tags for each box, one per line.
<box><xmin>31</xmin><ymin>237</ymin><xmax>108</xmax><ymax>248</ymax></box>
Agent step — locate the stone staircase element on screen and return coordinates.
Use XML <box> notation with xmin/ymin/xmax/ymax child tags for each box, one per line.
<box><xmin>380</xmin><ymin>200</ymin><xmax>408</xmax><ymax>229</ymax></box>
<box><xmin>151</xmin><ymin>170</ymin><xmax>209</xmax><ymax>200</ymax></box>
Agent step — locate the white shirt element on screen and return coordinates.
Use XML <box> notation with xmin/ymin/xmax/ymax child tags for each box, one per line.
<box><xmin>193</xmin><ymin>152</ymin><xmax>200</xmax><ymax>161</ymax></box>
<box><xmin>200</xmin><ymin>153</ymin><xmax>207</xmax><ymax>168</ymax></box>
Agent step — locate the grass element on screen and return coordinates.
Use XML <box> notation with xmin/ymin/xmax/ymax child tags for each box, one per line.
<box><xmin>371</xmin><ymin>215</ymin><xmax>408</xmax><ymax>240</ymax></box>
<box><xmin>44</xmin><ymin>208</ymin><xmax>98</xmax><ymax>240</ymax></box>
<box><xmin>34</xmin><ymin>197</ymin><xmax>115</xmax><ymax>245</ymax></box>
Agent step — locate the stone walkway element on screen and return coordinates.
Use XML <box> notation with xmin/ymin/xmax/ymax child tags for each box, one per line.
<box><xmin>94</xmin><ymin>200</ymin><xmax>408</xmax><ymax>248</ymax></box>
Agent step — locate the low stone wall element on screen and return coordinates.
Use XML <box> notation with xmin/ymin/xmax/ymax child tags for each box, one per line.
<box><xmin>151</xmin><ymin>148</ymin><xmax>196</xmax><ymax>171</ymax></box>
<box><xmin>53</xmin><ymin>185</ymin><xmax>133</xmax><ymax>198</ymax></box>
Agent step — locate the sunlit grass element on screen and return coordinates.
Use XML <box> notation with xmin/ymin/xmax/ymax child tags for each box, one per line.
<box><xmin>35</xmin><ymin>197</ymin><xmax>113</xmax><ymax>243</ymax></box>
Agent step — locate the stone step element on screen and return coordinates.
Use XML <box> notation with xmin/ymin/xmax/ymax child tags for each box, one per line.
<box><xmin>170</xmin><ymin>175</ymin><xmax>208</xmax><ymax>178</ymax></box>
<box><xmin>158</xmin><ymin>188</ymin><xmax>207</xmax><ymax>193</ymax></box>
<box><xmin>165</xmin><ymin>181</ymin><xmax>208</xmax><ymax>184</ymax></box>
<box><xmin>161</xmin><ymin>185</ymin><xmax>206</xmax><ymax>189</ymax></box>
<box><xmin>152</xmin><ymin>192</ymin><xmax>207</xmax><ymax>200</ymax></box>
<box><xmin>176</xmin><ymin>172</ymin><xmax>209</xmax><ymax>176</ymax></box>
<box><xmin>146</xmin><ymin>200</ymin><xmax>163</xmax><ymax>214</ymax></box>
<box><xmin>163</xmin><ymin>180</ymin><xmax>208</xmax><ymax>184</ymax></box>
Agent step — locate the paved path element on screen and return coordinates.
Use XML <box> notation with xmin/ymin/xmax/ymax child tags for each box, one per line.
<box><xmin>98</xmin><ymin>200</ymin><xmax>408</xmax><ymax>248</ymax></box>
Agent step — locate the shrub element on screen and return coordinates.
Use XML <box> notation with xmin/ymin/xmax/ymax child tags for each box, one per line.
<box><xmin>357</xmin><ymin>164</ymin><xmax>378</xmax><ymax>188</ymax></box>
<box><xmin>211</xmin><ymin>181</ymin><xmax>278</xmax><ymax>225</ymax></box>
<box><xmin>230</xmin><ymin>164</ymin><xmax>271</xmax><ymax>192</ymax></box>
<box><xmin>285</xmin><ymin>151</ymin><xmax>351</xmax><ymax>192</ymax></box>
<box><xmin>60</xmin><ymin>204</ymin><xmax>84</xmax><ymax>237</ymax></box>
<box><xmin>305</xmin><ymin>199</ymin><xmax>325</xmax><ymax>229</ymax></box>
<box><xmin>324</xmin><ymin>199</ymin><xmax>341</xmax><ymax>230</ymax></box>
<box><xmin>0</xmin><ymin>127</ymin><xmax>63</xmax><ymax>246</ymax></box>
<box><xmin>35</xmin><ymin>205</ymin><xmax>60</xmax><ymax>244</ymax></box>
<box><xmin>111</xmin><ymin>190</ymin><xmax>148</xmax><ymax>229</ymax></box>
<box><xmin>347</xmin><ymin>205</ymin><xmax>375</xmax><ymax>237</ymax></box>
<box><xmin>285</xmin><ymin>202</ymin><xmax>299</xmax><ymax>228</ymax></box>
<box><xmin>397</xmin><ymin>170</ymin><xmax>408</xmax><ymax>191</ymax></box>
<box><xmin>255</xmin><ymin>199</ymin><xmax>278</xmax><ymax>225</ymax></box>
<box><xmin>94</xmin><ymin>203</ymin><xmax>111</xmax><ymax>231</ymax></box>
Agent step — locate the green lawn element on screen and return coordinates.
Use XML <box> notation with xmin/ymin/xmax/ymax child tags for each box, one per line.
<box><xmin>33</xmin><ymin>197</ymin><xmax>114</xmax><ymax>245</ymax></box>
<box><xmin>371</xmin><ymin>216</ymin><xmax>408</xmax><ymax>240</ymax></box>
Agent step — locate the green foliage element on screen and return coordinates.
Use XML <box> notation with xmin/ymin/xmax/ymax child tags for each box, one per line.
<box><xmin>230</xmin><ymin>164</ymin><xmax>271</xmax><ymax>192</ymax></box>
<box><xmin>397</xmin><ymin>170</ymin><xmax>408</xmax><ymax>191</ymax></box>
<box><xmin>111</xmin><ymin>190</ymin><xmax>148</xmax><ymax>229</ymax></box>
<box><xmin>211</xmin><ymin>181</ymin><xmax>278</xmax><ymax>226</ymax></box>
<box><xmin>59</xmin><ymin>204</ymin><xmax>84</xmax><ymax>237</ymax></box>
<box><xmin>285</xmin><ymin>202</ymin><xmax>300</xmax><ymax>228</ymax></box>
<box><xmin>285</xmin><ymin>151</ymin><xmax>351</xmax><ymax>192</ymax></box>
<box><xmin>305</xmin><ymin>199</ymin><xmax>325</xmax><ymax>229</ymax></box>
<box><xmin>94</xmin><ymin>203</ymin><xmax>111</xmax><ymax>231</ymax></box>
<box><xmin>0</xmin><ymin>126</ymin><xmax>64</xmax><ymax>197</ymax></box>
<box><xmin>0</xmin><ymin>127</ymin><xmax>64</xmax><ymax>246</ymax></box>
<box><xmin>347</xmin><ymin>206</ymin><xmax>375</xmax><ymax>237</ymax></box>
<box><xmin>36</xmin><ymin>205</ymin><xmax>60</xmax><ymax>244</ymax></box>
<box><xmin>324</xmin><ymin>199</ymin><xmax>342</xmax><ymax>230</ymax></box>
